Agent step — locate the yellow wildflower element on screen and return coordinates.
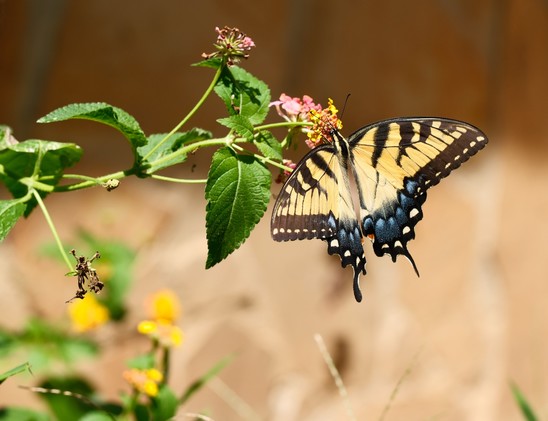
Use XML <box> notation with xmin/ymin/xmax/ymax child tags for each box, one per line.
<box><xmin>146</xmin><ymin>289</ymin><xmax>181</xmax><ymax>323</ymax></box>
<box><xmin>138</xmin><ymin>319</ymin><xmax>184</xmax><ymax>348</ymax></box>
<box><xmin>123</xmin><ymin>368</ymin><xmax>163</xmax><ymax>397</ymax></box>
<box><xmin>68</xmin><ymin>294</ymin><xmax>109</xmax><ymax>332</ymax></box>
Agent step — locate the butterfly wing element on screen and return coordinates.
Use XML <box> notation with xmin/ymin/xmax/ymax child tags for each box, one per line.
<box><xmin>271</xmin><ymin>144</ymin><xmax>367</xmax><ymax>301</ymax></box>
<box><xmin>349</xmin><ymin>117</ymin><xmax>488</xmax><ymax>271</ymax></box>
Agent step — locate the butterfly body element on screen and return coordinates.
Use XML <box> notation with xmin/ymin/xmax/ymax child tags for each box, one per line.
<box><xmin>271</xmin><ymin>117</ymin><xmax>488</xmax><ymax>302</ymax></box>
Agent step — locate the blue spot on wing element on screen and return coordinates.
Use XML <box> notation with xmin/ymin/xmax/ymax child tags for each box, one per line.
<box><xmin>362</xmin><ymin>178</ymin><xmax>426</xmax><ymax>276</ymax></box>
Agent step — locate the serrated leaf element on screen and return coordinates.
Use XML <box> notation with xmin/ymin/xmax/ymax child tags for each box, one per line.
<box><xmin>38</xmin><ymin>102</ymin><xmax>147</xmax><ymax>152</ymax></box>
<box><xmin>0</xmin><ymin>200</ymin><xmax>26</xmax><ymax>242</ymax></box>
<box><xmin>217</xmin><ymin>115</ymin><xmax>254</xmax><ymax>141</ymax></box>
<box><xmin>205</xmin><ymin>147</ymin><xmax>271</xmax><ymax>268</ymax></box>
<box><xmin>214</xmin><ymin>66</ymin><xmax>270</xmax><ymax>125</ymax></box>
<box><xmin>137</xmin><ymin>128</ymin><xmax>212</xmax><ymax>173</ymax></box>
<box><xmin>0</xmin><ymin>140</ymin><xmax>82</xmax><ymax>215</ymax></box>
<box><xmin>254</xmin><ymin>130</ymin><xmax>283</xmax><ymax>161</ymax></box>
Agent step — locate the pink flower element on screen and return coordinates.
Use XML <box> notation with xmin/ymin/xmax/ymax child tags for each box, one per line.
<box><xmin>275</xmin><ymin>159</ymin><xmax>297</xmax><ymax>183</ymax></box>
<box><xmin>270</xmin><ymin>94</ymin><xmax>322</xmax><ymax>123</ymax></box>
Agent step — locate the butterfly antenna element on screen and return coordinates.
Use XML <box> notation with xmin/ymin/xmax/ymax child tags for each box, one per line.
<box><xmin>340</xmin><ymin>94</ymin><xmax>351</xmax><ymax>120</ymax></box>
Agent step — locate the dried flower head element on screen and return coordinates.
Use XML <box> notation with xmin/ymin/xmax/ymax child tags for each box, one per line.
<box><xmin>306</xmin><ymin>98</ymin><xmax>343</xmax><ymax>148</ymax></box>
<box><xmin>202</xmin><ymin>26</ymin><xmax>255</xmax><ymax>66</ymax></box>
<box><xmin>66</xmin><ymin>249</ymin><xmax>104</xmax><ymax>303</ymax></box>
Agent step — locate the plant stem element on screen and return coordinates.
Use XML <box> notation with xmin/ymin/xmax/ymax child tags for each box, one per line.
<box><xmin>142</xmin><ymin>65</ymin><xmax>223</xmax><ymax>162</ymax></box>
<box><xmin>54</xmin><ymin>170</ymin><xmax>129</xmax><ymax>192</ymax></box>
<box><xmin>31</xmin><ymin>189</ymin><xmax>73</xmax><ymax>271</ymax></box>
<box><xmin>254</xmin><ymin>121</ymin><xmax>310</xmax><ymax>131</ymax></box>
<box><xmin>147</xmin><ymin>137</ymin><xmax>230</xmax><ymax>171</ymax></box>
<box><xmin>150</xmin><ymin>174</ymin><xmax>207</xmax><ymax>184</ymax></box>
<box><xmin>231</xmin><ymin>143</ymin><xmax>293</xmax><ymax>172</ymax></box>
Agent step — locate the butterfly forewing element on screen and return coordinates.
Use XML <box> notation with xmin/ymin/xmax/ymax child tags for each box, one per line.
<box><xmin>349</xmin><ymin>118</ymin><xmax>488</xmax><ymax>271</ymax></box>
<box><xmin>271</xmin><ymin>145</ymin><xmax>342</xmax><ymax>241</ymax></box>
<box><xmin>271</xmin><ymin>140</ymin><xmax>368</xmax><ymax>302</ymax></box>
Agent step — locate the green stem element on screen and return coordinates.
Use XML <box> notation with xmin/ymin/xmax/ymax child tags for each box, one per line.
<box><xmin>150</xmin><ymin>174</ymin><xmax>207</xmax><ymax>184</ymax></box>
<box><xmin>31</xmin><ymin>189</ymin><xmax>72</xmax><ymax>271</ymax></box>
<box><xmin>231</xmin><ymin>143</ymin><xmax>293</xmax><ymax>172</ymax></box>
<box><xmin>254</xmin><ymin>121</ymin><xmax>310</xmax><ymax>131</ymax></box>
<box><xmin>54</xmin><ymin>170</ymin><xmax>129</xmax><ymax>192</ymax></box>
<box><xmin>142</xmin><ymin>65</ymin><xmax>223</xmax><ymax>162</ymax></box>
<box><xmin>161</xmin><ymin>348</ymin><xmax>170</xmax><ymax>384</ymax></box>
<box><xmin>147</xmin><ymin>137</ymin><xmax>231</xmax><ymax>171</ymax></box>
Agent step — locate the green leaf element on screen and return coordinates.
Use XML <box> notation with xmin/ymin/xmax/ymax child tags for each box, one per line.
<box><xmin>0</xmin><ymin>362</ymin><xmax>32</xmax><ymax>385</ymax></box>
<box><xmin>0</xmin><ymin>139</ymin><xmax>82</xmax><ymax>215</ymax></box>
<box><xmin>151</xmin><ymin>386</ymin><xmax>179</xmax><ymax>421</ymax></box>
<box><xmin>214</xmin><ymin>66</ymin><xmax>270</xmax><ymax>125</ymax></box>
<box><xmin>0</xmin><ymin>200</ymin><xmax>26</xmax><ymax>242</ymax></box>
<box><xmin>180</xmin><ymin>354</ymin><xmax>233</xmax><ymax>405</ymax></box>
<box><xmin>192</xmin><ymin>57</ymin><xmax>223</xmax><ymax>69</ymax></box>
<box><xmin>38</xmin><ymin>102</ymin><xmax>147</xmax><ymax>152</ymax></box>
<box><xmin>254</xmin><ymin>130</ymin><xmax>283</xmax><ymax>161</ymax></box>
<box><xmin>0</xmin><ymin>318</ymin><xmax>98</xmax><ymax>371</ymax></box>
<box><xmin>137</xmin><ymin>128</ymin><xmax>212</xmax><ymax>173</ymax></box>
<box><xmin>205</xmin><ymin>147</ymin><xmax>271</xmax><ymax>268</ymax></box>
<box><xmin>511</xmin><ymin>382</ymin><xmax>538</xmax><ymax>421</ymax></box>
<box><xmin>79</xmin><ymin>412</ymin><xmax>116</xmax><ymax>421</ymax></box>
<box><xmin>0</xmin><ymin>407</ymin><xmax>50</xmax><ymax>421</ymax></box>
<box><xmin>126</xmin><ymin>354</ymin><xmax>156</xmax><ymax>370</ymax></box>
<box><xmin>38</xmin><ymin>377</ymin><xmax>95</xmax><ymax>421</ymax></box>
<box><xmin>217</xmin><ymin>115</ymin><xmax>254</xmax><ymax>141</ymax></box>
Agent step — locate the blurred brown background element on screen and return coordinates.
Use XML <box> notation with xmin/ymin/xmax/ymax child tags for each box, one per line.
<box><xmin>1</xmin><ymin>1</ymin><xmax>547</xmax><ymax>420</ymax></box>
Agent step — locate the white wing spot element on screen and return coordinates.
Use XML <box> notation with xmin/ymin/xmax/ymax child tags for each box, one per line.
<box><xmin>331</xmin><ymin>239</ymin><xmax>339</xmax><ymax>248</ymax></box>
<box><xmin>344</xmin><ymin>250</ymin><xmax>351</xmax><ymax>257</ymax></box>
<box><xmin>402</xmin><ymin>226</ymin><xmax>411</xmax><ymax>235</ymax></box>
<box><xmin>454</xmin><ymin>155</ymin><xmax>461</xmax><ymax>161</ymax></box>
<box><xmin>477</xmin><ymin>136</ymin><xmax>485</xmax><ymax>141</ymax></box>
<box><xmin>470</xmin><ymin>141</ymin><xmax>477</xmax><ymax>147</ymax></box>
<box><xmin>410</xmin><ymin>208</ymin><xmax>419</xmax><ymax>218</ymax></box>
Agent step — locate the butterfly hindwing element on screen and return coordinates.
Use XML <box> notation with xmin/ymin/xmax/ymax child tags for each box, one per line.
<box><xmin>271</xmin><ymin>143</ymin><xmax>367</xmax><ymax>301</ymax></box>
<box><xmin>349</xmin><ymin>118</ymin><xmax>488</xmax><ymax>270</ymax></box>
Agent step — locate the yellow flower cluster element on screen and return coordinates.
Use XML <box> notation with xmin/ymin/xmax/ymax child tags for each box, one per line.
<box><xmin>123</xmin><ymin>368</ymin><xmax>163</xmax><ymax>397</ymax></box>
<box><xmin>306</xmin><ymin>98</ymin><xmax>343</xmax><ymax>148</ymax></box>
<box><xmin>68</xmin><ymin>294</ymin><xmax>109</xmax><ymax>332</ymax></box>
<box><xmin>137</xmin><ymin>289</ymin><xmax>184</xmax><ymax>348</ymax></box>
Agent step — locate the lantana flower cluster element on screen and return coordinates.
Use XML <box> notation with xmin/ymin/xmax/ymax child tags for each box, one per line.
<box><xmin>137</xmin><ymin>289</ymin><xmax>184</xmax><ymax>348</ymax></box>
<box><xmin>202</xmin><ymin>26</ymin><xmax>255</xmax><ymax>66</ymax></box>
<box><xmin>270</xmin><ymin>94</ymin><xmax>342</xmax><ymax>182</ymax></box>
